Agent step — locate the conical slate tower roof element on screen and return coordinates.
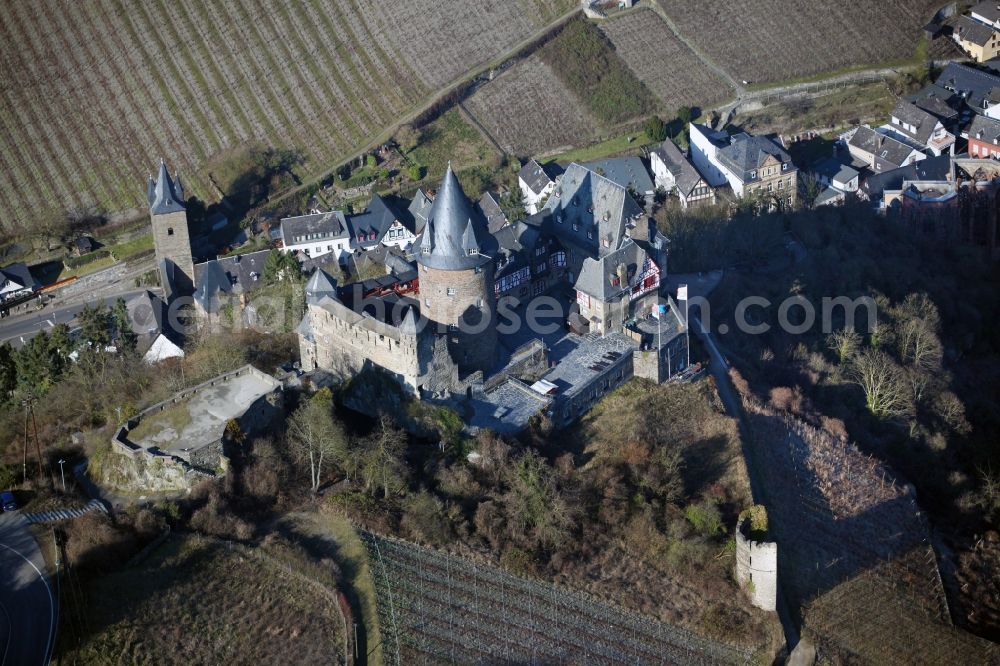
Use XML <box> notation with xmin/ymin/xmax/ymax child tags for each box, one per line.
<box><xmin>305</xmin><ymin>268</ymin><xmax>338</xmax><ymax>304</ymax></box>
<box><xmin>147</xmin><ymin>159</ymin><xmax>186</xmax><ymax>215</ymax></box>
<box><xmin>417</xmin><ymin>164</ymin><xmax>496</xmax><ymax>270</ymax></box>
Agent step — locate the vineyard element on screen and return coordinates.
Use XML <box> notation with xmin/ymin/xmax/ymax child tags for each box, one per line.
<box><xmin>658</xmin><ymin>0</ymin><xmax>940</xmax><ymax>84</ymax></box>
<box><xmin>465</xmin><ymin>56</ymin><xmax>603</xmax><ymax>157</ymax></box>
<box><xmin>0</xmin><ymin>0</ymin><xmax>573</xmax><ymax>232</ymax></box>
<box><xmin>362</xmin><ymin>531</ymin><xmax>752</xmax><ymax>665</ymax></box>
<box><xmin>599</xmin><ymin>9</ymin><xmax>733</xmax><ymax>111</ymax></box>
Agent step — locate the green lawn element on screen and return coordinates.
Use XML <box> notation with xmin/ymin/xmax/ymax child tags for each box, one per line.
<box><xmin>106</xmin><ymin>233</ymin><xmax>154</xmax><ymax>261</ymax></box>
<box><xmin>543</xmin><ymin>131</ymin><xmax>651</xmax><ymax>165</ymax></box>
<box><xmin>407</xmin><ymin>108</ymin><xmax>500</xmax><ymax>182</ymax></box>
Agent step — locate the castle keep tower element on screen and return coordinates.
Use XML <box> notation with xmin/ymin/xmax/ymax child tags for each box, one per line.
<box><xmin>148</xmin><ymin>160</ymin><xmax>194</xmax><ymax>296</ymax></box>
<box><xmin>417</xmin><ymin>165</ymin><xmax>498</xmax><ymax>374</ymax></box>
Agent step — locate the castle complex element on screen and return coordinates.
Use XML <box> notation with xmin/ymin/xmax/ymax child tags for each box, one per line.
<box><xmin>296</xmin><ymin>163</ymin><xmax>689</xmax><ymax>427</ymax></box>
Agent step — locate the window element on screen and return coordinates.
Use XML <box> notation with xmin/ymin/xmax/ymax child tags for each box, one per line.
<box><xmin>534</xmin><ymin>261</ymin><xmax>546</xmax><ymax>274</ymax></box>
<box><xmin>750</xmin><ymin>170</ymin><xmax>757</xmax><ymax>179</ymax></box>
<box><xmin>782</xmin><ymin>163</ymin><xmax>788</xmax><ymax>171</ymax></box>
<box><xmin>167</xmin><ymin>227</ymin><xmax>174</xmax><ymax>236</ymax></box>
<box><xmin>476</xmin><ymin>298</ymin><xmax>483</xmax><ymax>308</ymax></box>
<box><xmin>587</xmin><ymin>230</ymin><xmax>594</xmax><ymax>240</ymax></box>
<box><xmin>447</xmin><ymin>287</ymin><xmax>456</xmax><ymax>296</ymax></box>
<box><xmin>549</xmin><ymin>251</ymin><xmax>567</xmax><ymax>269</ymax></box>
<box><xmin>577</xmin><ymin>291</ymin><xmax>591</xmax><ymax>308</ymax></box>
<box><xmin>572</xmin><ymin>222</ymin><xmax>579</xmax><ymax>232</ymax></box>
<box><xmin>778</xmin><ymin>180</ymin><xmax>784</xmax><ymax>190</ymax></box>
<box><xmin>327</xmin><ymin>245</ymin><xmax>333</xmax><ymax>251</ymax></box>
<box><xmin>535</xmin><ymin>246</ymin><xmax>545</xmax><ymax>257</ymax></box>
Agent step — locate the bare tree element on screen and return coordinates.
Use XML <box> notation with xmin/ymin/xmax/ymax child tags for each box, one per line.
<box><xmin>849</xmin><ymin>349</ymin><xmax>912</xmax><ymax>419</ymax></box>
<box><xmin>358</xmin><ymin>416</ymin><xmax>408</xmax><ymax>498</ymax></box>
<box><xmin>287</xmin><ymin>388</ymin><xmax>347</xmax><ymax>492</ymax></box>
<box><xmin>827</xmin><ymin>328</ymin><xmax>861</xmax><ymax>364</ymax></box>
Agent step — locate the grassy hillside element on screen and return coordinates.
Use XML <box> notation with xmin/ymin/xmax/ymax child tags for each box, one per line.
<box><xmin>537</xmin><ymin>17</ymin><xmax>657</xmax><ymax>126</ymax></box>
<box><xmin>0</xmin><ymin>0</ymin><xmax>576</xmax><ymax>232</ymax></box>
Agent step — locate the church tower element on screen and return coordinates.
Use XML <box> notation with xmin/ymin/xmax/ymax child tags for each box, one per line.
<box><xmin>417</xmin><ymin>165</ymin><xmax>498</xmax><ymax>374</ymax></box>
<box><xmin>148</xmin><ymin>160</ymin><xmax>194</xmax><ymax>296</ymax></box>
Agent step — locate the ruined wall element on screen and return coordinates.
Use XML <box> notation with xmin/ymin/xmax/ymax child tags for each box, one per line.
<box><xmin>735</xmin><ymin>517</ymin><xmax>778</xmax><ymax>612</ymax></box>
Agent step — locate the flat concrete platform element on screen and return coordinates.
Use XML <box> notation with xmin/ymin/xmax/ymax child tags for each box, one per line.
<box><xmin>131</xmin><ymin>372</ymin><xmax>279</xmax><ymax>453</ymax></box>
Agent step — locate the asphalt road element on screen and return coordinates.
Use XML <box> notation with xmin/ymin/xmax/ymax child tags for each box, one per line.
<box><xmin>0</xmin><ymin>289</ymin><xmax>151</xmax><ymax>347</ymax></box>
<box><xmin>0</xmin><ymin>512</ymin><xmax>56</xmax><ymax>666</ymax></box>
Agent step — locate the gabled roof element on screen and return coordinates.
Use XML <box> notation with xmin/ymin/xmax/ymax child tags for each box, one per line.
<box><xmin>580</xmin><ymin>156</ymin><xmax>655</xmax><ymax>195</ymax></box>
<box><xmin>0</xmin><ymin>263</ymin><xmax>38</xmax><ymax>294</ymax></box>
<box><xmin>476</xmin><ymin>191</ymin><xmax>509</xmax><ymax>234</ymax></box>
<box><xmin>935</xmin><ymin>63</ymin><xmax>1000</xmax><ymax>113</ymax></box>
<box><xmin>347</xmin><ymin>194</ymin><xmax>408</xmax><ymax>250</ymax></box>
<box><xmin>971</xmin><ymin>0</ymin><xmax>1000</xmax><ymax>25</ymax></box>
<box><xmin>969</xmin><ymin>113</ymin><xmax>1000</xmax><ymax>145</ymax></box>
<box><xmin>908</xmin><ymin>84</ymin><xmax>961</xmax><ymax>121</ymax></box>
<box><xmin>574</xmin><ymin>238</ymin><xmax>649</xmax><ymax>302</ymax></box>
<box><xmin>147</xmin><ymin>160</ymin><xmax>185</xmax><ymax>215</ymax></box>
<box><xmin>416</xmin><ymin>165</ymin><xmax>496</xmax><ymax>271</ymax></box>
<box><xmin>651</xmin><ymin>139</ymin><xmax>709</xmax><ymax>197</ymax></box>
<box><xmin>812</xmin><ymin>157</ymin><xmax>859</xmax><ymax>184</ymax></box>
<box><xmin>716</xmin><ymin>133</ymin><xmax>795</xmax><ymax>182</ymax></box>
<box><xmin>407</xmin><ymin>189</ymin><xmax>433</xmax><ymax>235</ymax></box>
<box><xmin>543</xmin><ymin>163</ymin><xmax>643</xmax><ymax>257</ymax></box>
<box><xmin>848</xmin><ymin>126</ymin><xmax>919</xmax><ymax>169</ymax></box>
<box><xmin>862</xmin><ymin>155</ymin><xmax>952</xmax><ymax>198</ymax></box>
<box><xmin>955</xmin><ymin>14</ymin><xmax>996</xmax><ymax>46</ymax></box>
<box><xmin>192</xmin><ymin>249</ymin><xmax>271</xmax><ymax>311</ymax></box>
<box><xmin>518</xmin><ymin>159</ymin><xmax>556</xmax><ymax>195</ymax></box>
<box><xmin>280</xmin><ymin>210</ymin><xmax>348</xmax><ymax>246</ymax></box>
<box><xmin>890</xmin><ymin>100</ymin><xmax>939</xmax><ymax>145</ymax></box>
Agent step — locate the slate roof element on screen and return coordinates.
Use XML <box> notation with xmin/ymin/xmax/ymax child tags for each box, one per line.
<box><xmin>861</xmin><ymin>155</ymin><xmax>952</xmax><ymax>199</ymax></box>
<box><xmin>716</xmin><ymin>133</ymin><xmax>795</xmax><ymax>182</ymax></box>
<box><xmin>955</xmin><ymin>14</ymin><xmax>996</xmax><ymax>46</ymax></box>
<box><xmin>580</xmin><ymin>156</ymin><xmax>655</xmax><ymax>194</ymax></box>
<box><xmin>848</xmin><ymin>126</ymin><xmax>919</xmax><ymax>170</ymax></box>
<box><xmin>935</xmin><ymin>63</ymin><xmax>1000</xmax><ymax>113</ymax></box>
<box><xmin>543</xmin><ymin>163</ymin><xmax>643</xmax><ymax>258</ymax></box>
<box><xmin>574</xmin><ymin>238</ymin><xmax>649</xmax><ymax>302</ymax></box>
<box><xmin>305</xmin><ymin>269</ymin><xmax>338</xmax><ymax>305</ymax></box>
<box><xmin>908</xmin><ymin>84</ymin><xmax>962</xmax><ymax>121</ymax></box>
<box><xmin>890</xmin><ymin>100</ymin><xmax>939</xmax><ymax>145</ymax></box>
<box><xmin>971</xmin><ymin>1</ymin><xmax>1000</xmax><ymax>24</ymax></box>
<box><xmin>476</xmin><ymin>191</ymin><xmax>509</xmax><ymax>234</ymax></box>
<box><xmin>347</xmin><ymin>194</ymin><xmax>408</xmax><ymax>250</ymax></box>
<box><xmin>280</xmin><ymin>210</ymin><xmax>348</xmax><ymax>246</ymax></box>
<box><xmin>147</xmin><ymin>160</ymin><xmax>185</xmax><ymax>215</ymax></box>
<box><xmin>651</xmin><ymin>139</ymin><xmax>708</xmax><ymax>198</ymax></box>
<box><xmin>969</xmin><ymin>113</ymin><xmax>1000</xmax><ymax>145</ymax></box>
<box><xmin>518</xmin><ymin>159</ymin><xmax>555</xmax><ymax>195</ymax></box>
<box><xmin>407</xmin><ymin>189</ymin><xmax>433</xmax><ymax>235</ymax></box>
<box><xmin>0</xmin><ymin>263</ymin><xmax>39</xmax><ymax>294</ymax></box>
<box><xmin>192</xmin><ymin>249</ymin><xmax>271</xmax><ymax>312</ymax></box>
<box><xmin>812</xmin><ymin>158</ymin><xmax>859</xmax><ymax>186</ymax></box>
<box><xmin>416</xmin><ymin>165</ymin><xmax>497</xmax><ymax>271</ymax></box>
<box><xmin>493</xmin><ymin>220</ymin><xmax>549</xmax><ymax>281</ymax></box>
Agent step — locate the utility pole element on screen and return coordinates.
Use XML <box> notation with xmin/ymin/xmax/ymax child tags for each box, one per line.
<box><xmin>29</xmin><ymin>398</ymin><xmax>46</xmax><ymax>484</ymax></box>
<box><xmin>22</xmin><ymin>400</ymin><xmax>28</xmax><ymax>485</ymax></box>
<box><xmin>58</xmin><ymin>459</ymin><xmax>66</xmax><ymax>493</ymax></box>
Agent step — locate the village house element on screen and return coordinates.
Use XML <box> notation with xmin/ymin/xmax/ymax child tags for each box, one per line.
<box><xmin>809</xmin><ymin>157</ymin><xmax>860</xmax><ymax>207</ymax></box>
<box><xmin>860</xmin><ymin>155</ymin><xmax>952</xmax><ymax>207</ymax></box>
<box><xmin>882</xmin><ymin>100</ymin><xmax>956</xmax><ymax>156</ymax></box>
<box><xmin>649</xmin><ymin>138</ymin><xmax>717</xmax><ymax>208</ymax></box>
<box><xmin>935</xmin><ymin>63</ymin><xmax>1000</xmax><ymax>119</ymax></box>
<box><xmin>954</xmin><ymin>2</ymin><xmax>1000</xmax><ymax>62</ymax></box>
<box><xmin>476</xmin><ymin>191</ymin><xmax>511</xmax><ymax>233</ymax></box>
<box><xmin>690</xmin><ymin>125</ymin><xmax>797</xmax><ymax>207</ymax></box>
<box><xmin>279</xmin><ymin>210</ymin><xmax>350</xmax><ymax>258</ymax></box>
<box><xmin>518</xmin><ymin>159</ymin><xmax>558</xmax><ymax>215</ymax></box>
<box><xmin>967</xmin><ymin>114</ymin><xmax>1000</xmax><ymax>159</ymax></box>
<box><xmin>844</xmin><ymin>126</ymin><xmax>926</xmax><ymax>173</ymax></box>
<box><xmin>0</xmin><ymin>263</ymin><xmax>39</xmax><ymax>304</ymax></box>
<box><xmin>581</xmin><ymin>156</ymin><xmax>656</xmax><ymax>205</ymax></box>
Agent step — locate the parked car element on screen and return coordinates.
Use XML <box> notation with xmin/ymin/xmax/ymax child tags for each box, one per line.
<box><xmin>1</xmin><ymin>491</ymin><xmax>17</xmax><ymax>512</ymax></box>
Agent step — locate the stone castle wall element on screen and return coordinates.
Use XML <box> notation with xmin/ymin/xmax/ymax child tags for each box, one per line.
<box><xmin>735</xmin><ymin>516</ymin><xmax>778</xmax><ymax>612</ymax></box>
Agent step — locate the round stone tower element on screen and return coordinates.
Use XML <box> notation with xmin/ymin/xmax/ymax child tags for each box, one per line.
<box><xmin>417</xmin><ymin>165</ymin><xmax>498</xmax><ymax>374</ymax></box>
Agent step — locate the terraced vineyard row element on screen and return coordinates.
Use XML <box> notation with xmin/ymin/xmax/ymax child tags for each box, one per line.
<box><xmin>362</xmin><ymin>531</ymin><xmax>750</xmax><ymax>665</ymax></box>
<box><xmin>658</xmin><ymin>0</ymin><xmax>941</xmax><ymax>84</ymax></box>
<box><xmin>0</xmin><ymin>0</ymin><xmax>564</xmax><ymax>232</ymax></box>
<box><xmin>599</xmin><ymin>9</ymin><xmax>733</xmax><ymax>111</ymax></box>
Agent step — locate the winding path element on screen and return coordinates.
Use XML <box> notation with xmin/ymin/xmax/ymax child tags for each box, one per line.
<box><xmin>0</xmin><ymin>512</ymin><xmax>56</xmax><ymax>666</ymax></box>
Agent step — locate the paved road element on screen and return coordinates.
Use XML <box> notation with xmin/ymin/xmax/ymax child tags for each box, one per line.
<box><xmin>0</xmin><ymin>512</ymin><xmax>56</xmax><ymax>666</ymax></box>
<box><xmin>0</xmin><ymin>288</ymin><xmax>151</xmax><ymax>347</ymax></box>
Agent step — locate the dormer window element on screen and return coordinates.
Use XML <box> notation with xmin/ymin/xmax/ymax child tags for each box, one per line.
<box><xmin>572</xmin><ymin>222</ymin><xmax>579</xmax><ymax>232</ymax></box>
<box><xmin>467</xmin><ymin>248</ymin><xmax>477</xmax><ymax>256</ymax></box>
<box><xmin>782</xmin><ymin>163</ymin><xmax>788</xmax><ymax>171</ymax></box>
<box><xmin>750</xmin><ymin>170</ymin><xmax>757</xmax><ymax>179</ymax></box>
<box><xmin>587</xmin><ymin>230</ymin><xmax>594</xmax><ymax>240</ymax></box>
